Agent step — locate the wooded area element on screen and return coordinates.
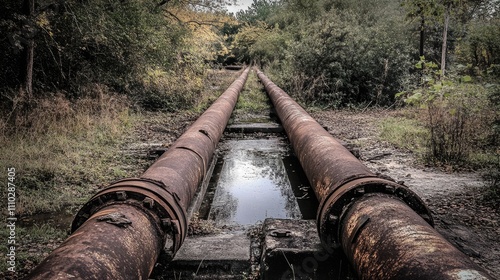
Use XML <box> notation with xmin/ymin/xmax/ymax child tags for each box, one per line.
<box><xmin>1</xmin><ymin>0</ymin><xmax>498</xmax><ymax>166</ymax></box>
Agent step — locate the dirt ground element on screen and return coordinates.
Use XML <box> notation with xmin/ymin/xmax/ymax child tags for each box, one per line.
<box><xmin>312</xmin><ymin>109</ymin><xmax>500</xmax><ymax>278</ymax></box>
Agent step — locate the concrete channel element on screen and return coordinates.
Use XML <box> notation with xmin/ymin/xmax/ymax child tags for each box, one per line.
<box><xmin>151</xmin><ymin>69</ymin><xmax>356</xmax><ymax>279</ymax></box>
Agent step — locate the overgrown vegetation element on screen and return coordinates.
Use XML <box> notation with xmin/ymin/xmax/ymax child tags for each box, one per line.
<box><xmin>379</xmin><ymin>116</ymin><xmax>429</xmax><ymax>155</ymax></box>
<box><xmin>0</xmin><ymin>0</ymin><xmax>237</xmax><ymax>216</ymax></box>
<box><xmin>0</xmin><ymin>92</ymin><xmax>139</xmax><ymax>215</ymax></box>
<box><xmin>0</xmin><ymin>224</ymin><xmax>68</xmax><ymax>274</ymax></box>
<box><xmin>395</xmin><ymin>55</ymin><xmax>498</xmax><ymax>165</ymax></box>
<box><xmin>234</xmin><ymin>70</ymin><xmax>270</xmax><ymax>114</ymax></box>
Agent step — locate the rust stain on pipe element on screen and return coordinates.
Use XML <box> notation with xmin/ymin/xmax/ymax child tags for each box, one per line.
<box><xmin>256</xmin><ymin>69</ymin><xmax>494</xmax><ymax>280</ymax></box>
<box><xmin>25</xmin><ymin>67</ymin><xmax>251</xmax><ymax>279</ymax></box>
<box><xmin>342</xmin><ymin>195</ymin><xmax>492</xmax><ymax>279</ymax></box>
<box><xmin>26</xmin><ymin>204</ymin><xmax>162</xmax><ymax>280</ymax></box>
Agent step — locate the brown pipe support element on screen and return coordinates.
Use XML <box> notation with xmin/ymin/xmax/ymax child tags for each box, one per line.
<box><xmin>25</xmin><ymin>67</ymin><xmax>251</xmax><ymax>279</ymax></box>
<box><xmin>256</xmin><ymin>69</ymin><xmax>494</xmax><ymax>279</ymax></box>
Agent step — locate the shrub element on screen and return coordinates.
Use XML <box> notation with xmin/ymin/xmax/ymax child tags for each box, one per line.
<box><xmin>261</xmin><ymin>0</ymin><xmax>415</xmax><ymax>107</ymax></box>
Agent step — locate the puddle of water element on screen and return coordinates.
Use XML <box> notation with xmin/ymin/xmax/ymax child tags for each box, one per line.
<box><xmin>207</xmin><ymin>139</ymin><xmax>301</xmax><ymax>225</ymax></box>
<box><xmin>283</xmin><ymin>155</ymin><xmax>319</xmax><ymax>219</ymax></box>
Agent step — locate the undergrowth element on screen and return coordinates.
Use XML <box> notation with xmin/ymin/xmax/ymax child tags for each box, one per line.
<box><xmin>379</xmin><ymin>116</ymin><xmax>429</xmax><ymax>156</ymax></box>
<box><xmin>234</xmin><ymin>70</ymin><xmax>270</xmax><ymax>114</ymax></box>
<box><xmin>0</xmin><ymin>88</ymin><xmax>138</xmax><ymax>216</ymax></box>
<box><xmin>0</xmin><ymin>69</ymin><xmax>237</xmax><ymax>279</ymax></box>
<box><xmin>0</xmin><ymin>224</ymin><xmax>68</xmax><ymax>278</ymax></box>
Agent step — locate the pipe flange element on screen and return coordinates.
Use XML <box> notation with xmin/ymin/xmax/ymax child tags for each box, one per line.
<box><xmin>71</xmin><ymin>178</ymin><xmax>187</xmax><ymax>256</ymax></box>
<box><xmin>317</xmin><ymin>177</ymin><xmax>433</xmax><ymax>249</ymax></box>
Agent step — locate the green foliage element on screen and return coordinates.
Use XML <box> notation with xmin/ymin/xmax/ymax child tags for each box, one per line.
<box><xmin>232</xmin><ymin>22</ymin><xmax>289</xmax><ymax>66</ymax></box>
<box><xmin>41</xmin><ymin>0</ymin><xmax>184</xmax><ymax>93</ymax></box>
<box><xmin>456</xmin><ymin>18</ymin><xmax>500</xmax><ymax>74</ymax></box>
<box><xmin>0</xmin><ymin>0</ymin><xmax>225</xmax><ymax>117</ymax></box>
<box><xmin>379</xmin><ymin>116</ymin><xmax>429</xmax><ymax>154</ymax></box>
<box><xmin>397</xmin><ymin>57</ymin><xmax>497</xmax><ymax>165</ymax></box>
<box><xmin>228</xmin><ymin>0</ymin><xmax>500</xmax><ymax>109</ymax></box>
<box><xmin>257</xmin><ymin>0</ymin><xmax>415</xmax><ymax>107</ymax></box>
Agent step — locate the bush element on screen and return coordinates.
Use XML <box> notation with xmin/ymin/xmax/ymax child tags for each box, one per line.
<box><xmin>399</xmin><ymin>75</ymin><xmax>497</xmax><ymax>166</ymax></box>
<box><xmin>379</xmin><ymin>116</ymin><xmax>429</xmax><ymax>154</ymax></box>
<box><xmin>259</xmin><ymin>0</ymin><xmax>415</xmax><ymax>107</ymax></box>
<box><xmin>138</xmin><ymin>66</ymin><xmax>204</xmax><ymax>112</ymax></box>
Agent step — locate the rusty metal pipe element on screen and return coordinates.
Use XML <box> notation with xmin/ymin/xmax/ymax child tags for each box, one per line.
<box><xmin>255</xmin><ymin>69</ymin><xmax>493</xmax><ymax>279</ymax></box>
<box><xmin>342</xmin><ymin>195</ymin><xmax>493</xmax><ymax>279</ymax></box>
<box><xmin>26</xmin><ymin>67</ymin><xmax>251</xmax><ymax>279</ymax></box>
<box><xmin>26</xmin><ymin>204</ymin><xmax>163</xmax><ymax>279</ymax></box>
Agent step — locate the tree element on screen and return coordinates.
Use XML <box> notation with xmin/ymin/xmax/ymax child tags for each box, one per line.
<box><xmin>22</xmin><ymin>0</ymin><xmax>35</xmax><ymax>98</ymax></box>
<box><xmin>441</xmin><ymin>0</ymin><xmax>452</xmax><ymax>78</ymax></box>
<box><xmin>236</xmin><ymin>0</ymin><xmax>281</xmax><ymax>23</ymax></box>
<box><xmin>236</xmin><ymin>0</ymin><xmax>417</xmax><ymax>106</ymax></box>
<box><xmin>401</xmin><ymin>0</ymin><xmax>442</xmax><ymax>59</ymax></box>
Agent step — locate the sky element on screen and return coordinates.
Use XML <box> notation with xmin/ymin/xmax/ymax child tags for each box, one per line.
<box><xmin>226</xmin><ymin>0</ymin><xmax>254</xmax><ymax>14</ymax></box>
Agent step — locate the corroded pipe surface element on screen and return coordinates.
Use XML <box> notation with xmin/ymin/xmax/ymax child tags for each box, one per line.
<box><xmin>26</xmin><ymin>204</ymin><xmax>162</xmax><ymax>280</ymax></box>
<box><xmin>256</xmin><ymin>69</ymin><xmax>493</xmax><ymax>280</ymax></box>
<box><xmin>342</xmin><ymin>195</ymin><xmax>493</xmax><ymax>280</ymax></box>
<box><xmin>25</xmin><ymin>67</ymin><xmax>250</xmax><ymax>279</ymax></box>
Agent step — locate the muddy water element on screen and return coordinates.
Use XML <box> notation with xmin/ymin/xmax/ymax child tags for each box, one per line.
<box><xmin>206</xmin><ymin>139</ymin><xmax>307</xmax><ymax>225</ymax></box>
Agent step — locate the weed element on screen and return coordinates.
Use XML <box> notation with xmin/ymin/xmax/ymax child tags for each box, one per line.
<box><xmin>0</xmin><ymin>90</ymin><xmax>138</xmax><ymax>215</ymax></box>
<box><xmin>379</xmin><ymin>116</ymin><xmax>429</xmax><ymax>155</ymax></box>
<box><xmin>234</xmin><ymin>71</ymin><xmax>270</xmax><ymax>114</ymax></box>
<box><xmin>0</xmin><ymin>224</ymin><xmax>68</xmax><ymax>277</ymax></box>
<box><xmin>188</xmin><ymin>213</ymin><xmax>220</xmax><ymax>236</ymax></box>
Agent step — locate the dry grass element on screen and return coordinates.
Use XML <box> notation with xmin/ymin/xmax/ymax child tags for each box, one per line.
<box><xmin>0</xmin><ymin>86</ymin><xmax>136</xmax><ymax>216</ymax></box>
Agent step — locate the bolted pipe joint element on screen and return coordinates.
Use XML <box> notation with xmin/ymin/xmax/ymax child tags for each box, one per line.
<box><xmin>72</xmin><ymin>178</ymin><xmax>187</xmax><ymax>258</ymax></box>
<box><xmin>317</xmin><ymin>176</ymin><xmax>433</xmax><ymax>249</ymax></box>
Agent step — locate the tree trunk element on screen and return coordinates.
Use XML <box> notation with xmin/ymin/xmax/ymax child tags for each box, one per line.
<box><xmin>420</xmin><ymin>14</ymin><xmax>425</xmax><ymax>58</ymax></box>
<box><xmin>440</xmin><ymin>4</ymin><xmax>450</xmax><ymax>79</ymax></box>
<box><xmin>22</xmin><ymin>0</ymin><xmax>35</xmax><ymax>99</ymax></box>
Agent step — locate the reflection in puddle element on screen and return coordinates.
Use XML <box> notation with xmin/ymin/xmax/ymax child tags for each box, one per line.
<box><xmin>208</xmin><ymin>139</ymin><xmax>301</xmax><ymax>225</ymax></box>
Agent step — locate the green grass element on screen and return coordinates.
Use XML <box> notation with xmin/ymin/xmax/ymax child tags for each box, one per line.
<box><xmin>379</xmin><ymin>116</ymin><xmax>430</xmax><ymax>156</ymax></box>
<box><xmin>234</xmin><ymin>71</ymin><xmax>270</xmax><ymax>114</ymax></box>
<box><xmin>0</xmin><ymin>224</ymin><xmax>68</xmax><ymax>275</ymax></box>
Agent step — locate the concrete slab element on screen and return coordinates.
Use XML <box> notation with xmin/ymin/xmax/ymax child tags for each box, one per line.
<box><xmin>260</xmin><ymin>219</ymin><xmax>357</xmax><ymax>280</ymax></box>
<box><xmin>175</xmin><ymin>232</ymin><xmax>250</xmax><ymax>261</ymax></box>
<box><xmin>154</xmin><ymin>232</ymin><xmax>251</xmax><ymax>279</ymax></box>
